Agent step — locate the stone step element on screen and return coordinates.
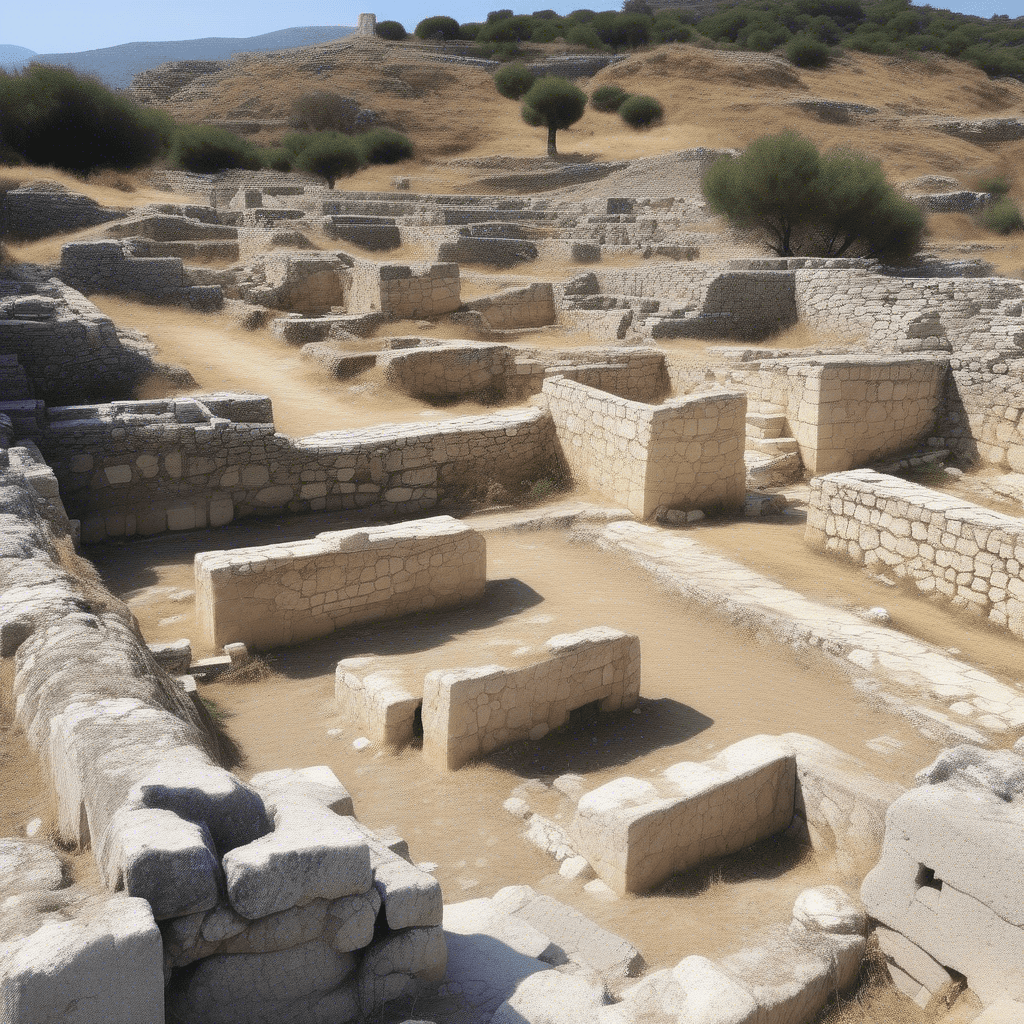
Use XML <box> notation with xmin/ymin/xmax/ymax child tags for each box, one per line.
<box><xmin>747</xmin><ymin>436</ymin><xmax>800</xmax><ymax>455</ymax></box>
<box><xmin>745</xmin><ymin>412</ymin><xmax>787</xmax><ymax>439</ymax></box>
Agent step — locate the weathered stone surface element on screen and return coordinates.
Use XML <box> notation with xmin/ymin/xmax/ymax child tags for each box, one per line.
<box><xmin>249</xmin><ymin>765</ymin><xmax>354</xmax><ymax>817</ymax></box>
<box><xmin>491</xmin><ymin>966</ymin><xmax>610</xmax><ymax>1024</ymax></box>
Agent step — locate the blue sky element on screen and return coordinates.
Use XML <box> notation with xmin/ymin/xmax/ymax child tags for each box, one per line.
<box><xmin>5</xmin><ymin>0</ymin><xmax>1023</xmax><ymax>54</ymax></box>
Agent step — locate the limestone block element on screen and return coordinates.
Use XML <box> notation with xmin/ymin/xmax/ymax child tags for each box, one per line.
<box><xmin>325</xmin><ymin>889</ymin><xmax>381</xmax><ymax>953</ymax></box>
<box><xmin>223</xmin><ymin>799</ymin><xmax>372</xmax><ymax>920</ymax></box>
<box><xmin>249</xmin><ymin>765</ymin><xmax>354</xmax><ymax>817</ymax></box>
<box><xmin>0</xmin><ymin>892</ymin><xmax>163</xmax><ymax>1024</ymax></box>
<box><xmin>165</xmin><ymin>939</ymin><xmax>358</xmax><ymax>1024</ymax></box>
<box><xmin>491</xmin><ymin>967</ymin><xmax>610</xmax><ymax>1024</ymax></box>
<box><xmin>355</xmin><ymin>925</ymin><xmax>447</xmax><ymax>1013</ymax></box>
<box><xmin>791</xmin><ymin>886</ymin><xmax>866</xmax><ymax>935</ymax></box>
<box><xmin>0</xmin><ymin>840</ymin><xmax>64</xmax><ymax>899</ymax></box>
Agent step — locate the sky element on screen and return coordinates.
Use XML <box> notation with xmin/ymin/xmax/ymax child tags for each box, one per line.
<box><xmin>4</xmin><ymin>0</ymin><xmax>1023</xmax><ymax>54</ymax></box>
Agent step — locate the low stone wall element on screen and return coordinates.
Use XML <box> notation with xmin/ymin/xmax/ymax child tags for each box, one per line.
<box><xmin>348</xmin><ymin>261</ymin><xmax>460</xmax><ymax>318</ymax></box>
<box><xmin>543</xmin><ymin>377</ymin><xmax>746</xmax><ymax>519</ymax></box>
<box><xmin>510</xmin><ymin>348</ymin><xmax>669</xmax><ymax>404</ymax></box>
<box><xmin>462</xmin><ymin>283</ymin><xmax>555</xmax><ymax>329</ymax></box>
<box><xmin>379</xmin><ymin>342</ymin><xmax>514</xmax><ymax>400</ymax></box>
<box><xmin>195</xmin><ymin>516</ymin><xmax>487</xmax><ymax>650</ymax></box>
<box><xmin>736</xmin><ymin>355</ymin><xmax>947</xmax><ymax>474</ymax></box>
<box><xmin>421</xmin><ymin>626</ymin><xmax>641</xmax><ymax>770</ymax></box>
<box><xmin>59</xmin><ymin>240</ymin><xmax>222</xmax><ymax>309</ymax></box>
<box><xmin>572</xmin><ymin>737</ymin><xmax>796</xmax><ymax>894</ymax></box>
<box><xmin>41</xmin><ymin>396</ymin><xmax>560</xmax><ymax>543</ymax></box>
<box><xmin>807</xmin><ymin>469</ymin><xmax>1024</xmax><ymax>635</ymax></box>
<box><xmin>2</xmin><ymin>183</ymin><xmax>126</xmax><ymax>240</ymax></box>
<box><xmin>236</xmin><ymin>251</ymin><xmax>352</xmax><ymax>313</ymax></box>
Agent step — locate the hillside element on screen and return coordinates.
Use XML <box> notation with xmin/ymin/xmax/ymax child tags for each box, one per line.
<box><xmin>2</xmin><ymin>26</ymin><xmax>355</xmax><ymax>89</ymax></box>
<box><xmin>0</xmin><ymin>45</ymin><xmax>36</xmax><ymax>71</ymax></box>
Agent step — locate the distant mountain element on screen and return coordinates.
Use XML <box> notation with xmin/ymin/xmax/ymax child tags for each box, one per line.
<box><xmin>0</xmin><ymin>26</ymin><xmax>356</xmax><ymax>88</ymax></box>
<box><xmin>0</xmin><ymin>44</ymin><xmax>37</xmax><ymax>71</ymax></box>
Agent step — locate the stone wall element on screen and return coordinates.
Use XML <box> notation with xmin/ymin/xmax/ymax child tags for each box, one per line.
<box><xmin>1</xmin><ymin>183</ymin><xmax>126</xmax><ymax>240</ymax></box>
<box><xmin>421</xmin><ymin>626</ymin><xmax>641</xmax><ymax>770</ymax></box>
<box><xmin>735</xmin><ymin>355</ymin><xmax>947</xmax><ymax>474</ymax></box>
<box><xmin>348</xmin><ymin>261</ymin><xmax>460</xmax><ymax>318</ymax></box>
<box><xmin>572</xmin><ymin>737</ymin><xmax>796</xmax><ymax>894</ymax></box>
<box><xmin>543</xmin><ymin>377</ymin><xmax>746</xmax><ymax>519</ymax></box>
<box><xmin>195</xmin><ymin>516</ymin><xmax>486</xmax><ymax>650</ymax></box>
<box><xmin>509</xmin><ymin>348</ymin><xmax>669</xmax><ymax>404</ymax></box>
<box><xmin>59</xmin><ymin>240</ymin><xmax>222</xmax><ymax>309</ymax></box>
<box><xmin>462</xmin><ymin>283</ymin><xmax>555</xmax><ymax>329</ymax></box>
<box><xmin>379</xmin><ymin>342</ymin><xmax>515</xmax><ymax>400</ymax></box>
<box><xmin>807</xmin><ymin>469</ymin><xmax>1024</xmax><ymax>636</ymax></box>
<box><xmin>40</xmin><ymin>396</ymin><xmax>560</xmax><ymax>543</ymax></box>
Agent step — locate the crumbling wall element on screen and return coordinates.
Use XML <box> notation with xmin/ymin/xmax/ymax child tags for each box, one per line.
<box><xmin>807</xmin><ymin>469</ymin><xmax>1024</xmax><ymax>635</ymax></box>
<box><xmin>348</xmin><ymin>261</ymin><xmax>460</xmax><ymax>318</ymax></box>
<box><xmin>379</xmin><ymin>342</ymin><xmax>515</xmax><ymax>400</ymax></box>
<box><xmin>421</xmin><ymin>626</ymin><xmax>641</xmax><ymax>770</ymax></box>
<box><xmin>543</xmin><ymin>377</ymin><xmax>746</xmax><ymax>519</ymax></box>
<box><xmin>40</xmin><ymin>396</ymin><xmax>561</xmax><ymax>543</ymax></box>
<box><xmin>1</xmin><ymin>183</ymin><xmax>126</xmax><ymax>240</ymax></box>
<box><xmin>509</xmin><ymin>348</ymin><xmax>669</xmax><ymax>404</ymax></box>
<box><xmin>462</xmin><ymin>282</ymin><xmax>555</xmax><ymax>329</ymax></box>
<box><xmin>194</xmin><ymin>516</ymin><xmax>487</xmax><ymax>650</ymax></box>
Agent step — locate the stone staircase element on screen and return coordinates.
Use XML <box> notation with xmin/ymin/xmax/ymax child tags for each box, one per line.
<box><xmin>743</xmin><ymin>409</ymin><xmax>803</xmax><ymax>488</ymax></box>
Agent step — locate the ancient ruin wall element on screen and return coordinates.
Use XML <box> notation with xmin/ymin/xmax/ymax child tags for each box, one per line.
<box><xmin>195</xmin><ymin>516</ymin><xmax>486</xmax><ymax>650</ymax></box>
<box><xmin>509</xmin><ymin>349</ymin><xmax>670</xmax><ymax>404</ymax></box>
<box><xmin>572</xmin><ymin>737</ymin><xmax>796</xmax><ymax>894</ymax></box>
<box><xmin>41</xmin><ymin>398</ymin><xmax>560</xmax><ymax>543</ymax></box>
<box><xmin>379</xmin><ymin>343</ymin><xmax>515</xmax><ymax>399</ymax></box>
<box><xmin>543</xmin><ymin>378</ymin><xmax>746</xmax><ymax>519</ymax></box>
<box><xmin>462</xmin><ymin>283</ymin><xmax>555</xmax><ymax>329</ymax></box>
<box><xmin>738</xmin><ymin>356</ymin><xmax>947</xmax><ymax>474</ymax></box>
<box><xmin>807</xmin><ymin>469</ymin><xmax>1024</xmax><ymax>636</ymax></box>
<box><xmin>348</xmin><ymin>261</ymin><xmax>460</xmax><ymax>317</ymax></box>
<box><xmin>421</xmin><ymin>626</ymin><xmax>641</xmax><ymax>770</ymax></box>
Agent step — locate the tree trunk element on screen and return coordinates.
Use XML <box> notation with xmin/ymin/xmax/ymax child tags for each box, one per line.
<box><xmin>547</xmin><ymin>125</ymin><xmax>557</xmax><ymax>158</ymax></box>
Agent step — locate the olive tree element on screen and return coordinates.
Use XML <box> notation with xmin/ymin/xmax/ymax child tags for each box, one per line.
<box><xmin>702</xmin><ymin>130</ymin><xmax>924</xmax><ymax>262</ymax></box>
<box><xmin>520</xmin><ymin>76</ymin><xmax>587</xmax><ymax>157</ymax></box>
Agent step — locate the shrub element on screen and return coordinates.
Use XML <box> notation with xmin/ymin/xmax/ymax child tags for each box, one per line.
<box><xmin>619</xmin><ymin>94</ymin><xmax>664</xmax><ymax>128</ymax></box>
<box><xmin>595</xmin><ymin>12</ymin><xmax>652</xmax><ymax>48</ymax></box>
<box><xmin>169</xmin><ymin>125</ymin><xmax>262</xmax><ymax>173</ymax></box>
<box><xmin>459</xmin><ymin>22</ymin><xmax>484</xmax><ymax>40</ymax></box>
<box><xmin>976</xmin><ymin>175</ymin><xmax>1010</xmax><ymax>198</ymax></box>
<box><xmin>293</xmin><ymin>133</ymin><xmax>363</xmax><ymax>187</ymax></box>
<box><xmin>258</xmin><ymin>147</ymin><xmax>292</xmax><ymax>172</ymax></box>
<box><xmin>487</xmin><ymin>9</ymin><xmax>514</xmax><ymax>22</ymax></box>
<box><xmin>375</xmin><ymin>20</ymin><xmax>407</xmax><ymax>40</ymax></box>
<box><xmin>652</xmin><ymin>17</ymin><xmax>692</xmax><ymax>44</ymax></box>
<box><xmin>787</xmin><ymin>34</ymin><xmax>832</xmax><ymax>67</ymax></box>
<box><xmin>530</xmin><ymin>19</ymin><xmax>567</xmax><ymax>43</ymax></box>
<box><xmin>479</xmin><ymin>15</ymin><xmax>536</xmax><ymax>42</ymax></box>
<box><xmin>494</xmin><ymin>62</ymin><xmax>536</xmax><ymax>100</ymax></box>
<box><xmin>983</xmin><ymin>198</ymin><xmax>1024</xmax><ymax>234</ymax></box>
<box><xmin>565</xmin><ymin>24</ymin><xmax>607</xmax><ymax>49</ymax></box>
<box><xmin>280</xmin><ymin>132</ymin><xmax>315</xmax><ymax>157</ymax></box>
<box><xmin>414</xmin><ymin>16</ymin><xmax>461</xmax><ymax>40</ymax></box>
<box><xmin>288</xmin><ymin>91</ymin><xmax>361</xmax><ymax>132</ymax></box>
<box><xmin>702</xmin><ymin>130</ymin><xmax>924</xmax><ymax>262</ymax></box>
<box><xmin>356</xmin><ymin>128</ymin><xmax>414</xmax><ymax>164</ymax></box>
<box><xmin>0</xmin><ymin>64</ymin><xmax>173</xmax><ymax>173</ymax></box>
<box><xmin>521</xmin><ymin>76</ymin><xmax>588</xmax><ymax>157</ymax></box>
<box><xmin>590</xmin><ymin>84</ymin><xmax>630</xmax><ymax>112</ymax></box>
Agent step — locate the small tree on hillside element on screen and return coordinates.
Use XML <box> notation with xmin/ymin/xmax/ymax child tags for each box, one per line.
<box><xmin>293</xmin><ymin>133</ymin><xmax>363</xmax><ymax>188</ymax></box>
<box><xmin>702</xmin><ymin>130</ymin><xmax>924</xmax><ymax>262</ymax></box>
<box><xmin>494</xmin><ymin>62</ymin><xmax>536</xmax><ymax>99</ymax></box>
<box><xmin>521</xmin><ymin>76</ymin><xmax>587</xmax><ymax>157</ymax></box>
<box><xmin>414</xmin><ymin>16</ymin><xmax>461</xmax><ymax>40</ymax></box>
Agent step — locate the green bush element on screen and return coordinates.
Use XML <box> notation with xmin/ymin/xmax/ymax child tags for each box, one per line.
<box><xmin>414</xmin><ymin>16</ymin><xmax>461</xmax><ymax>40</ymax></box>
<box><xmin>565</xmin><ymin>23</ymin><xmax>607</xmax><ymax>49</ymax></box>
<box><xmin>619</xmin><ymin>94</ymin><xmax>664</xmax><ymax>128</ymax></box>
<box><xmin>0</xmin><ymin>64</ymin><xmax>174</xmax><ymax>173</ymax></box>
<box><xmin>652</xmin><ymin>16</ymin><xmax>692</xmax><ymax>44</ymax></box>
<box><xmin>375</xmin><ymin>20</ymin><xmax>407</xmax><ymax>40</ymax></box>
<box><xmin>530</xmin><ymin>19</ymin><xmax>568</xmax><ymax>43</ymax></box>
<box><xmin>257</xmin><ymin>147</ymin><xmax>292</xmax><ymax>172</ymax></box>
<box><xmin>590</xmin><ymin>84</ymin><xmax>630</xmax><ymax>112</ymax></box>
<box><xmin>357</xmin><ymin>128</ymin><xmax>414</xmax><ymax>164</ymax></box>
<box><xmin>702</xmin><ymin>130</ymin><xmax>924</xmax><ymax>262</ymax></box>
<box><xmin>289</xmin><ymin>91</ymin><xmax>361</xmax><ymax>132</ymax></box>
<box><xmin>976</xmin><ymin>175</ymin><xmax>1010</xmax><ymax>198</ymax></box>
<box><xmin>169</xmin><ymin>125</ymin><xmax>262</xmax><ymax>173</ymax></box>
<box><xmin>787</xmin><ymin>35</ymin><xmax>832</xmax><ymax>67</ymax></box>
<box><xmin>280</xmin><ymin>132</ymin><xmax>315</xmax><ymax>157</ymax></box>
<box><xmin>459</xmin><ymin>22</ymin><xmax>484</xmax><ymax>40</ymax></box>
<box><xmin>293</xmin><ymin>133</ymin><xmax>363</xmax><ymax>187</ymax></box>
<box><xmin>521</xmin><ymin>76</ymin><xmax>588</xmax><ymax>157</ymax></box>
<box><xmin>983</xmin><ymin>198</ymin><xmax>1024</xmax><ymax>234</ymax></box>
<box><xmin>479</xmin><ymin>15</ymin><xmax>536</xmax><ymax>42</ymax></box>
<box><xmin>495</xmin><ymin>62</ymin><xmax>536</xmax><ymax>100</ymax></box>
<box><xmin>487</xmin><ymin>9</ymin><xmax>514</xmax><ymax>22</ymax></box>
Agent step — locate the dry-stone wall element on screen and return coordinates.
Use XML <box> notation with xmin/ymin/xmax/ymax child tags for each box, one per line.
<box><xmin>421</xmin><ymin>626</ymin><xmax>641</xmax><ymax>770</ymax></box>
<box><xmin>194</xmin><ymin>516</ymin><xmax>486</xmax><ymax>650</ymax></box>
<box><xmin>462</xmin><ymin>282</ymin><xmax>555</xmax><ymax>329</ymax></box>
<box><xmin>379</xmin><ymin>342</ymin><xmax>515</xmax><ymax>401</ymax></box>
<box><xmin>509</xmin><ymin>348</ymin><xmax>669</xmax><ymax>404</ymax></box>
<box><xmin>807</xmin><ymin>469</ymin><xmax>1024</xmax><ymax>636</ymax></box>
<box><xmin>543</xmin><ymin>377</ymin><xmax>746</xmax><ymax>519</ymax></box>
<box><xmin>40</xmin><ymin>395</ymin><xmax>560</xmax><ymax>543</ymax></box>
<box><xmin>862</xmin><ymin>746</ymin><xmax>1024</xmax><ymax>1009</ymax></box>
<box><xmin>349</xmin><ymin>261</ymin><xmax>460</xmax><ymax>318</ymax></box>
<box><xmin>1</xmin><ymin>182</ymin><xmax>126</xmax><ymax>240</ymax></box>
<box><xmin>734</xmin><ymin>355</ymin><xmax>948</xmax><ymax>474</ymax></box>
<box><xmin>572</xmin><ymin>736</ymin><xmax>797</xmax><ymax>894</ymax></box>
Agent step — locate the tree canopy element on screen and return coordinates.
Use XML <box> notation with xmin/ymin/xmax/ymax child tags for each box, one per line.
<box><xmin>520</xmin><ymin>76</ymin><xmax>587</xmax><ymax>157</ymax></box>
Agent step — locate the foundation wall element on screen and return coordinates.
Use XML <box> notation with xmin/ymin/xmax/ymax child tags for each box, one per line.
<box><xmin>348</xmin><ymin>261</ymin><xmax>460</xmax><ymax>317</ymax></box>
<box><xmin>379</xmin><ymin>343</ymin><xmax>515</xmax><ymax>399</ymax></box>
<box><xmin>195</xmin><ymin>516</ymin><xmax>486</xmax><ymax>650</ymax></box>
<box><xmin>807</xmin><ymin>469</ymin><xmax>1024</xmax><ymax>636</ymax></box>
<box><xmin>572</xmin><ymin>737</ymin><xmax>796</xmax><ymax>894</ymax></box>
<box><xmin>462</xmin><ymin>283</ymin><xmax>555</xmax><ymax>329</ymax></box>
<box><xmin>509</xmin><ymin>349</ymin><xmax>669</xmax><ymax>404</ymax></box>
<box><xmin>41</xmin><ymin>398</ymin><xmax>559</xmax><ymax>543</ymax></box>
<box><xmin>543</xmin><ymin>377</ymin><xmax>745</xmax><ymax>518</ymax></box>
<box><xmin>737</xmin><ymin>356</ymin><xmax>947</xmax><ymax>474</ymax></box>
<box><xmin>421</xmin><ymin>626</ymin><xmax>641</xmax><ymax>770</ymax></box>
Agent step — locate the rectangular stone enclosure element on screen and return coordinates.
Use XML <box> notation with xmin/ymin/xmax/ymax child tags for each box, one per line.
<box><xmin>572</xmin><ymin>737</ymin><xmax>796</xmax><ymax>894</ymax></box>
<box><xmin>195</xmin><ymin>516</ymin><xmax>486</xmax><ymax>650</ymax></box>
<box><xmin>421</xmin><ymin>626</ymin><xmax>641</xmax><ymax>770</ymax></box>
<box><xmin>543</xmin><ymin>377</ymin><xmax>746</xmax><ymax>519</ymax></box>
<box><xmin>806</xmin><ymin>468</ymin><xmax>1024</xmax><ymax>636</ymax></box>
